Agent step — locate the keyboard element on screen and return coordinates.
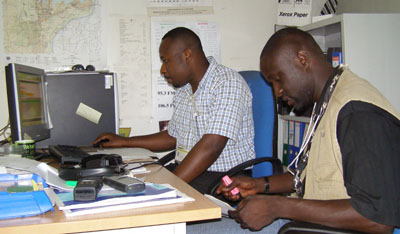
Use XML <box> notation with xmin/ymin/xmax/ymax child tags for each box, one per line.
<box><xmin>48</xmin><ymin>145</ymin><xmax>91</xmax><ymax>164</ymax></box>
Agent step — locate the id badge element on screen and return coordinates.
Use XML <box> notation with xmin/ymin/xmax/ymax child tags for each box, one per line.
<box><xmin>176</xmin><ymin>147</ymin><xmax>189</xmax><ymax>163</ymax></box>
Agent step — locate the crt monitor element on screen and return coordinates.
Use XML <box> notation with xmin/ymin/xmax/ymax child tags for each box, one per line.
<box><xmin>5</xmin><ymin>63</ymin><xmax>50</xmax><ymax>143</ymax></box>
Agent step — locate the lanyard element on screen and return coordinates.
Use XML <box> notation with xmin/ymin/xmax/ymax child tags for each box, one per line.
<box><xmin>289</xmin><ymin>67</ymin><xmax>343</xmax><ymax>197</ymax></box>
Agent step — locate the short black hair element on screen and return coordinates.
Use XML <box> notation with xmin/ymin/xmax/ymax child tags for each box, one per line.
<box><xmin>261</xmin><ymin>27</ymin><xmax>322</xmax><ymax>59</ymax></box>
<box><xmin>162</xmin><ymin>27</ymin><xmax>203</xmax><ymax>51</ymax></box>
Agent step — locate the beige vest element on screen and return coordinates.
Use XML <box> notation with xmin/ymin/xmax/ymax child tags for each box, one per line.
<box><xmin>302</xmin><ymin>69</ymin><xmax>400</xmax><ymax>200</ymax></box>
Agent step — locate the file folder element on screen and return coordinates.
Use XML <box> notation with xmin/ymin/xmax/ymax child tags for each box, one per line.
<box><xmin>0</xmin><ymin>173</ymin><xmax>54</xmax><ymax>219</ymax></box>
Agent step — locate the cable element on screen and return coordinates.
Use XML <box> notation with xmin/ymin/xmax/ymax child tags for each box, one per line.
<box><xmin>0</xmin><ymin>120</ymin><xmax>11</xmax><ymax>144</ymax></box>
<box><xmin>127</xmin><ymin>161</ymin><xmax>162</xmax><ymax>171</ymax></box>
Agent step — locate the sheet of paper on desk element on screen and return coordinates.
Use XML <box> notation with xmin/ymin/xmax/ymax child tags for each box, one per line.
<box><xmin>0</xmin><ymin>156</ymin><xmax>42</xmax><ymax>174</ymax></box>
<box><xmin>125</xmin><ymin>163</ymin><xmax>149</xmax><ymax>174</ymax></box>
<box><xmin>95</xmin><ymin>147</ymin><xmax>158</xmax><ymax>160</ymax></box>
<box><xmin>0</xmin><ymin>156</ymin><xmax>73</xmax><ymax>192</ymax></box>
<box><xmin>204</xmin><ymin>194</ymin><xmax>235</xmax><ymax>217</ymax></box>
<box><xmin>63</xmin><ymin>194</ymin><xmax>193</xmax><ymax>217</ymax></box>
<box><xmin>36</xmin><ymin>163</ymin><xmax>73</xmax><ymax>192</ymax></box>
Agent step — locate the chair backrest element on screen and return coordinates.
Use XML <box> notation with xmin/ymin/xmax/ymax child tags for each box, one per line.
<box><xmin>239</xmin><ymin>71</ymin><xmax>278</xmax><ymax>178</ymax></box>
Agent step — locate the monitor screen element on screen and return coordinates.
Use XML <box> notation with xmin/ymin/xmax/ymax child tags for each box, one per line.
<box><xmin>5</xmin><ymin>63</ymin><xmax>50</xmax><ymax>143</ymax></box>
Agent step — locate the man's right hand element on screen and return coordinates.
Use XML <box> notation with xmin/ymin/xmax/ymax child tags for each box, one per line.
<box><xmin>216</xmin><ymin>175</ymin><xmax>266</xmax><ymax>201</ymax></box>
<box><xmin>93</xmin><ymin>133</ymin><xmax>129</xmax><ymax>148</ymax></box>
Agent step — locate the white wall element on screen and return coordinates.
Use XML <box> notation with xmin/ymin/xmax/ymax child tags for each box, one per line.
<box><xmin>0</xmin><ymin>0</ymin><xmax>278</xmax><ymax>139</ymax></box>
<box><xmin>104</xmin><ymin>0</ymin><xmax>277</xmax><ymax>70</ymax></box>
<box><xmin>337</xmin><ymin>0</ymin><xmax>400</xmax><ymax>14</ymax></box>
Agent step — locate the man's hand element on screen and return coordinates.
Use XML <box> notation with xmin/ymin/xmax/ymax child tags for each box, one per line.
<box><xmin>229</xmin><ymin>195</ymin><xmax>282</xmax><ymax>231</ymax></box>
<box><xmin>93</xmin><ymin>130</ymin><xmax>176</xmax><ymax>152</ymax></box>
<box><xmin>93</xmin><ymin>133</ymin><xmax>129</xmax><ymax>148</ymax></box>
<box><xmin>230</xmin><ymin>196</ymin><xmax>394</xmax><ymax>233</ymax></box>
<box><xmin>216</xmin><ymin>175</ymin><xmax>265</xmax><ymax>201</ymax></box>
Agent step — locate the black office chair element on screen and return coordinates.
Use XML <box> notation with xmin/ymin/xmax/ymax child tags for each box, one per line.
<box><xmin>278</xmin><ymin>221</ymin><xmax>400</xmax><ymax>234</ymax></box>
<box><xmin>207</xmin><ymin>70</ymin><xmax>283</xmax><ymax>197</ymax></box>
<box><xmin>278</xmin><ymin>221</ymin><xmax>364</xmax><ymax>234</ymax></box>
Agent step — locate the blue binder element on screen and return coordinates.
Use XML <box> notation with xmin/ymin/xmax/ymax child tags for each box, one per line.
<box><xmin>288</xmin><ymin>120</ymin><xmax>296</xmax><ymax>167</ymax></box>
<box><xmin>0</xmin><ymin>173</ymin><xmax>54</xmax><ymax>219</ymax></box>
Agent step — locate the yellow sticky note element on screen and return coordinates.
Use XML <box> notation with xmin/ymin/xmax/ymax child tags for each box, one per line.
<box><xmin>119</xmin><ymin>128</ymin><xmax>131</xmax><ymax>137</ymax></box>
<box><xmin>76</xmin><ymin>103</ymin><xmax>102</xmax><ymax>124</ymax></box>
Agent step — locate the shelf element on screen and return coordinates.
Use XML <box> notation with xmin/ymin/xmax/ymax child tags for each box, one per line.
<box><xmin>300</xmin><ymin>15</ymin><xmax>342</xmax><ymax>54</ymax></box>
<box><xmin>279</xmin><ymin>115</ymin><xmax>310</xmax><ymax>123</ymax></box>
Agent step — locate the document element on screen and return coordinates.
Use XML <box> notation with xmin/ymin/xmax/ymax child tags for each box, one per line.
<box><xmin>204</xmin><ymin>194</ymin><xmax>235</xmax><ymax>217</ymax></box>
<box><xmin>0</xmin><ymin>156</ymin><xmax>72</xmax><ymax>191</ymax></box>
<box><xmin>52</xmin><ymin>183</ymin><xmax>194</xmax><ymax>217</ymax></box>
<box><xmin>151</xmin><ymin>21</ymin><xmax>220</xmax><ymax>120</ymax></box>
<box><xmin>94</xmin><ymin>147</ymin><xmax>158</xmax><ymax>160</ymax></box>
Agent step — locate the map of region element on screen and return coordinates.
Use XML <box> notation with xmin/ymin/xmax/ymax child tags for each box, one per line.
<box><xmin>3</xmin><ymin>0</ymin><xmax>94</xmax><ymax>54</ymax></box>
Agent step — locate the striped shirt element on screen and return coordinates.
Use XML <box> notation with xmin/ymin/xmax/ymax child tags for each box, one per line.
<box><xmin>168</xmin><ymin>57</ymin><xmax>255</xmax><ymax>172</ymax></box>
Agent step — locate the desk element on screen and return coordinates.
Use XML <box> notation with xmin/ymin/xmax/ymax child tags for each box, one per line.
<box><xmin>0</xmin><ymin>164</ymin><xmax>221</xmax><ymax>234</ymax></box>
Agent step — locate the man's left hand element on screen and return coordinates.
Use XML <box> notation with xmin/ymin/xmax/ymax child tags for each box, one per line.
<box><xmin>228</xmin><ymin>194</ymin><xmax>283</xmax><ymax>231</ymax></box>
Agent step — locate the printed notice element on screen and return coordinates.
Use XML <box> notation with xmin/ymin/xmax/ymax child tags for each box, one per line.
<box><xmin>147</xmin><ymin>0</ymin><xmax>213</xmax><ymax>16</ymax></box>
<box><xmin>109</xmin><ymin>15</ymin><xmax>152</xmax><ymax>119</ymax></box>
<box><xmin>277</xmin><ymin>0</ymin><xmax>312</xmax><ymax>26</ymax></box>
<box><xmin>151</xmin><ymin>21</ymin><xmax>220</xmax><ymax>120</ymax></box>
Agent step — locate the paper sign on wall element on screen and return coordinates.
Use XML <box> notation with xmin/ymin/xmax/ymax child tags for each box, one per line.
<box><xmin>277</xmin><ymin>0</ymin><xmax>312</xmax><ymax>26</ymax></box>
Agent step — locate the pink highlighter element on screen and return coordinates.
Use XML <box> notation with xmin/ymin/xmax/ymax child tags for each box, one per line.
<box><xmin>222</xmin><ymin>175</ymin><xmax>240</xmax><ymax>195</ymax></box>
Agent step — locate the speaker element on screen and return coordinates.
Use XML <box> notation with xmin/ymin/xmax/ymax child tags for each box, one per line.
<box><xmin>85</xmin><ymin>64</ymin><xmax>95</xmax><ymax>71</ymax></box>
<box><xmin>71</xmin><ymin>64</ymin><xmax>95</xmax><ymax>71</ymax></box>
<box><xmin>71</xmin><ymin>64</ymin><xmax>85</xmax><ymax>71</ymax></box>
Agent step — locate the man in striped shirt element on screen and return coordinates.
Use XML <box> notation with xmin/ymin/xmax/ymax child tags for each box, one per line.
<box><xmin>95</xmin><ymin>27</ymin><xmax>255</xmax><ymax>193</ymax></box>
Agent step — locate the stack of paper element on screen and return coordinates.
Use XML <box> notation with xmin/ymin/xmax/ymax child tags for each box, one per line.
<box><xmin>48</xmin><ymin>183</ymin><xmax>194</xmax><ymax>217</ymax></box>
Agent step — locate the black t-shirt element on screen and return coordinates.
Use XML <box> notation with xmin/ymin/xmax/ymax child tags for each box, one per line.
<box><xmin>337</xmin><ymin>101</ymin><xmax>400</xmax><ymax>227</ymax></box>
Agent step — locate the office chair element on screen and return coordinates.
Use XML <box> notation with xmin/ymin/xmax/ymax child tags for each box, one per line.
<box><xmin>207</xmin><ymin>70</ymin><xmax>283</xmax><ymax>196</ymax></box>
<box><xmin>278</xmin><ymin>221</ymin><xmax>364</xmax><ymax>234</ymax></box>
<box><xmin>278</xmin><ymin>221</ymin><xmax>399</xmax><ymax>234</ymax></box>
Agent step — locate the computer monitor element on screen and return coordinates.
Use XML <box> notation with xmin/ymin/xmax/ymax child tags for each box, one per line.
<box><xmin>36</xmin><ymin>71</ymin><xmax>119</xmax><ymax>148</ymax></box>
<box><xmin>5</xmin><ymin>63</ymin><xmax>51</xmax><ymax>143</ymax></box>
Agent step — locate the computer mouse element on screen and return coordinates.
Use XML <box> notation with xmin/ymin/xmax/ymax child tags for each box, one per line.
<box><xmin>93</xmin><ymin>139</ymin><xmax>109</xmax><ymax>148</ymax></box>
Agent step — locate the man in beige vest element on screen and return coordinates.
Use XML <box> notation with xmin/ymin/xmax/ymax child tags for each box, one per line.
<box><xmin>188</xmin><ymin>28</ymin><xmax>400</xmax><ymax>233</ymax></box>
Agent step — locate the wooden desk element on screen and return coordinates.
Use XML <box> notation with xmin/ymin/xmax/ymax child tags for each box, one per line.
<box><xmin>0</xmin><ymin>165</ymin><xmax>221</xmax><ymax>234</ymax></box>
